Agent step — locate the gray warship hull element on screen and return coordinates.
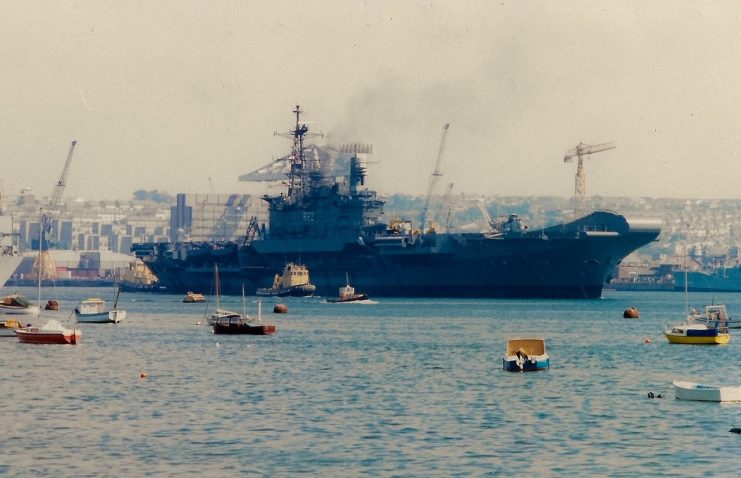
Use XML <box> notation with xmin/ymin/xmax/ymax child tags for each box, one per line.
<box><xmin>673</xmin><ymin>268</ymin><xmax>741</xmax><ymax>292</ymax></box>
<box><xmin>139</xmin><ymin>211</ymin><xmax>660</xmax><ymax>298</ymax></box>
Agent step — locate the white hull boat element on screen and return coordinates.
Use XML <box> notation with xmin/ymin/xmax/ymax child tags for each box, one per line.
<box><xmin>75</xmin><ymin>294</ymin><xmax>126</xmax><ymax>324</ymax></box>
<box><xmin>0</xmin><ymin>295</ymin><xmax>40</xmax><ymax>315</ymax></box>
<box><xmin>673</xmin><ymin>380</ymin><xmax>741</xmax><ymax>402</ymax></box>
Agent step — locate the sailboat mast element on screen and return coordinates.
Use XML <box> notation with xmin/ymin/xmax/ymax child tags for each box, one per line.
<box><xmin>114</xmin><ymin>285</ymin><xmax>121</xmax><ymax>310</ymax></box>
<box><xmin>37</xmin><ymin>209</ymin><xmax>42</xmax><ymax>316</ymax></box>
<box><xmin>214</xmin><ymin>264</ymin><xmax>220</xmax><ymax>310</ymax></box>
<box><xmin>684</xmin><ymin>241</ymin><xmax>689</xmax><ymax>316</ymax></box>
<box><xmin>241</xmin><ymin>283</ymin><xmax>247</xmax><ymax>317</ymax></box>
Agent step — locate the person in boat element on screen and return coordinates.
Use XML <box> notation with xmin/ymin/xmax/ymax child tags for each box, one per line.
<box><xmin>716</xmin><ymin>314</ymin><xmax>729</xmax><ymax>333</ymax></box>
<box><xmin>515</xmin><ymin>349</ymin><xmax>529</xmax><ymax>369</ymax></box>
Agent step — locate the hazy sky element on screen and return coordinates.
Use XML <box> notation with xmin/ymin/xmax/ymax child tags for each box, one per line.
<box><xmin>2</xmin><ymin>1</ymin><xmax>741</xmax><ymax>202</ymax></box>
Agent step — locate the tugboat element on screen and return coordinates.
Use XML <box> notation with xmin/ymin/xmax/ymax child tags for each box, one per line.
<box><xmin>256</xmin><ymin>263</ymin><xmax>316</xmax><ymax>297</ymax></box>
<box><xmin>327</xmin><ymin>273</ymin><xmax>368</xmax><ymax>303</ymax></box>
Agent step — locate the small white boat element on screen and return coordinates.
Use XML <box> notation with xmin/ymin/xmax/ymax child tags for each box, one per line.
<box><xmin>673</xmin><ymin>380</ymin><xmax>741</xmax><ymax>402</ymax></box>
<box><xmin>503</xmin><ymin>338</ymin><xmax>550</xmax><ymax>372</ymax></box>
<box><xmin>690</xmin><ymin>304</ymin><xmax>741</xmax><ymax>329</ymax></box>
<box><xmin>75</xmin><ymin>294</ymin><xmax>126</xmax><ymax>324</ymax></box>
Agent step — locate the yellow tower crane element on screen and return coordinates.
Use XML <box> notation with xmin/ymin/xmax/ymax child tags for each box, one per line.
<box><xmin>563</xmin><ymin>141</ymin><xmax>616</xmax><ymax>213</ymax></box>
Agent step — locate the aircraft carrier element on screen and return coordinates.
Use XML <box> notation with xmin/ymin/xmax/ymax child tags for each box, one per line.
<box><xmin>134</xmin><ymin>106</ymin><xmax>661</xmax><ymax>298</ymax></box>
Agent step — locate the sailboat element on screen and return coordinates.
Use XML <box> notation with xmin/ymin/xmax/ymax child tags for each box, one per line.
<box><xmin>15</xmin><ymin>213</ymin><xmax>81</xmax><ymax>344</ymax></box>
<box><xmin>206</xmin><ymin>264</ymin><xmax>233</xmax><ymax>326</ymax></box>
<box><xmin>209</xmin><ymin>271</ymin><xmax>275</xmax><ymax>335</ymax></box>
<box><xmin>664</xmin><ymin>244</ymin><xmax>729</xmax><ymax>345</ymax></box>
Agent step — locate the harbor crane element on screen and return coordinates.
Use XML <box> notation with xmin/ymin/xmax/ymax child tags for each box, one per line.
<box><xmin>563</xmin><ymin>141</ymin><xmax>616</xmax><ymax>212</ymax></box>
<box><xmin>432</xmin><ymin>182</ymin><xmax>455</xmax><ymax>232</ymax></box>
<box><xmin>32</xmin><ymin>140</ymin><xmax>76</xmax><ymax>280</ymax></box>
<box><xmin>420</xmin><ymin>123</ymin><xmax>450</xmax><ymax>233</ymax></box>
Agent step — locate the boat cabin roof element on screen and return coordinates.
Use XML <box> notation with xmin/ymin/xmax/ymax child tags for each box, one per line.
<box><xmin>82</xmin><ymin>297</ymin><xmax>105</xmax><ymax>303</ymax></box>
<box><xmin>215</xmin><ymin>314</ymin><xmax>247</xmax><ymax>325</ymax></box>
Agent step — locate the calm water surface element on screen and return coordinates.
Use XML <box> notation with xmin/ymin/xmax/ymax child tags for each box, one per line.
<box><xmin>1</xmin><ymin>286</ymin><xmax>740</xmax><ymax>477</ymax></box>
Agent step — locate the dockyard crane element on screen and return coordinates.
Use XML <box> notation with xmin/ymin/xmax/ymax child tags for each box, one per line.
<box><xmin>420</xmin><ymin>123</ymin><xmax>450</xmax><ymax>233</ymax></box>
<box><xmin>48</xmin><ymin>141</ymin><xmax>77</xmax><ymax>222</ymax></box>
<box><xmin>563</xmin><ymin>141</ymin><xmax>616</xmax><ymax>213</ymax></box>
<box><xmin>432</xmin><ymin>182</ymin><xmax>455</xmax><ymax>232</ymax></box>
<box><xmin>32</xmin><ymin>140</ymin><xmax>76</xmax><ymax>280</ymax></box>
<box><xmin>475</xmin><ymin>198</ymin><xmax>494</xmax><ymax>231</ymax></box>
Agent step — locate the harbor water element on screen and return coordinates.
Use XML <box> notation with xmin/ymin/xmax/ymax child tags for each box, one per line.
<box><xmin>1</xmin><ymin>287</ymin><xmax>740</xmax><ymax>477</ymax></box>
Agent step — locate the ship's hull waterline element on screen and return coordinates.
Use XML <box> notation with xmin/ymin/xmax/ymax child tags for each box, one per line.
<box><xmin>142</xmin><ymin>212</ymin><xmax>660</xmax><ymax>299</ymax></box>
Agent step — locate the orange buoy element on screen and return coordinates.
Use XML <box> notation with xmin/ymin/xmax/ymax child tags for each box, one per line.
<box><xmin>623</xmin><ymin>307</ymin><xmax>640</xmax><ymax>319</ymax></box>
<box><xmin>273</xmin><ymin>303</ymin><xmax>288</xmax><ymax>314</ymax></box>
<box><xmin>140</xmin><ymin>371</ymin><xmax>148</xmax><ymax>378</ymax></box>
